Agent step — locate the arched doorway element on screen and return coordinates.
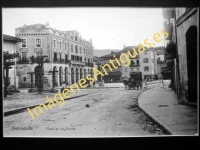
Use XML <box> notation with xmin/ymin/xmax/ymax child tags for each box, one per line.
<box><xmin>71</xmin><ymin>68</ymin><xmax>74</xmax><ymax>84</ymax></box>
<box><xmin>34</xmin><ymin>66</ymin><xmax>42</xmax><ymax>88</ymax></box>
<box><xmin>76</xmin><ymin>68</ymin><xmax>79</xmax><ymax>83</ymax></box>
<box><xmin>59</xmin><ymin>66</ymin><xmax>63</xmax><ymax>86</ymax></box>
<box><xmin>186</xmin><ymin>26</ymin><xmax>197</xmax><ymax>102</ymax></box>
<box><xmin>65</xmin><ymin>67</ymin><xmax>68</xmax><ymax>85</ymax></box>
<box><xmin>53</xmin><ymin>66</ymin><xmax>58</xmax><ymax>86</ymax></box>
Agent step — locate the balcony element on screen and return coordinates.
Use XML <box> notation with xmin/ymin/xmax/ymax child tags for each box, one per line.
<box><xmin>67</xmin><ymin>60</ymin><xmax>85</xmax><ymax>66</ymax></box>
<box><xmin>130</xmin><ymin>63</ymin><xmax>140</xmax><ymax>67</ymax></box>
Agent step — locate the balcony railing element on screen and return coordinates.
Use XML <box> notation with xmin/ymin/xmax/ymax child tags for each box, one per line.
<box><xmin>53</xmin><ymin>58</ymin><xmax>59</xmax><ymax>63</ymax></box>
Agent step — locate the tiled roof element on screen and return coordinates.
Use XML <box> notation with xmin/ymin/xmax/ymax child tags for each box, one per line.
<box><xmin>3</xmin><ymin>34</ymin><xmax>23</xmax><ymax>42</ymax></box>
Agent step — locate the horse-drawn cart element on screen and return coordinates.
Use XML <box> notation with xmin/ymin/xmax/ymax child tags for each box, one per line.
<box><xmin>123</xmin><ymin>72</ymin><xmax>143</xmax><ymax>90</ymax></box>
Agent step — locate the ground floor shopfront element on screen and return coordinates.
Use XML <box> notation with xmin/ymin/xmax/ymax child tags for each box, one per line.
<box><xmin>102</xmin><ymin>71</ymin><xmax>122</xmax><ymax>83</ymax></box>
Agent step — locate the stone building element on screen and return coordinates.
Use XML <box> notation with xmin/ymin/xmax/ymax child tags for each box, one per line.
<box><xmin>15</xmin><ymin>23</ymin><xmax>94</xmax><ymax>88</ymax></box>
<box><xmin>175</xmin><ymin>8</ymin><xmax>198</xmax><ymax>104</ymax></box>
<box><xmin>162</xmin><ymin>7</ymin><xmax>198</xmax><ymax>104</ymax></box>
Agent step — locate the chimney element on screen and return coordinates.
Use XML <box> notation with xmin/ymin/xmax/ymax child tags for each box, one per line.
<box><xmin>123</xmin><ymin>45</ymin><xmax>126</xmax><ymax>49</ymax></box>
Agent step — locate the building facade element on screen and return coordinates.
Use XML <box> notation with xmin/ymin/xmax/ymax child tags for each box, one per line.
<box><xmin>99</xmin><ymin>46</ymin><xmax>164</xmax><ymax>82</ymax></box>
<box><xmin>162</xmin><ymin>7</ymin><xmax>199</xmax><ymax>104</ymax></box>
<box><xmin>175</xmin><ymin>8</ymin><xmax>198</xmax><ymax>103</ymax></box>
<box><xmin>99</xmin><ymin>52</ymin><xmax>122</xmax><ymax>83</ymax></box>
<box><xmin>3</xmin><ymin>34</ymin><xmax>23</xmax><ymax>89</ymax></box>
<box><xmin>15</xmin><ymin>23</ymin><xmax>94</xmax><ymax>88</ymax></box>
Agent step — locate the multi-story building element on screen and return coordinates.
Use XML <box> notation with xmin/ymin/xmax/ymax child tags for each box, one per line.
<box><xmin>121</xmin><ymin>46</ymin><xmax>160</xmax><ymax>81</ymax></box>
<box><xmin>99</xmin><ymin>51</ymin><xmax>122</xmax><ymax>83</ymax></box>
<box><xmin>162</xmin><ymin>7</ymin><xmax>198</xmax><ymax>104</ymax></box>
<box><xmin>15</xmin><ymin>23</ymin><xmax>94</xmax><ymax>88</ymax></box>
<box><xmin>99</xmin><ymin>46</ymin><xmax>164</xmax><ymax>82</ymax></box>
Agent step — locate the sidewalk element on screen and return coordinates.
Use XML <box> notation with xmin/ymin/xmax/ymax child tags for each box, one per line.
<box><xmin>138</xmin><ymin>85</ymin><xmax>198</xmax><ymax>135</ymax></box>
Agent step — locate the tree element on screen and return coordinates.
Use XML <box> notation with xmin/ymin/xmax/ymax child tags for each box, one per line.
<box><xmin>3</xmin><ymin>51</ymin><xmax>21</xmax><ymax>97</ymax></box>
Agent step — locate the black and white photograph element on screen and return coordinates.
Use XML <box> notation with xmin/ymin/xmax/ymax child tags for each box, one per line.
<box><xmin>2</xmin><ymin>7</ymin><xmax>198</xmax><ymax>137</ymax></box>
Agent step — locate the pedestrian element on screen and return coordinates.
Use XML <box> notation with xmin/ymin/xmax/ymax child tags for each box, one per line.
<box><xmin>93</xmin><ymin>81</ymin><xmax>95</xmax><ymax>88</ymax></box>
<box><xmin>99</xmin><ymin>80</ymin><xmax>102</xmax><ymax>87</ymax></box>
<box><xmin>102</xmin><ymin>80</ymin><xmax>104</xmax><ymax>87</ymax></box>
<box><xmin>110</xmin><ymin>78</ymin><xmax>112</xmax><ymax>83</ymax></box>
<box><xmin>161</xmin><ymin>79</ymin><xmax>165</xmax><ymax>88</ymax></box>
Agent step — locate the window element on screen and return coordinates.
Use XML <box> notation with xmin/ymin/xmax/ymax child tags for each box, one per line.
<box><xmin>144</xmin><ymin>51</ymin><xmax>147</xmax><ymax>55</ymax></box>
<box><xmin>22</xmin><ymin>39</ymin><xmax>27</xmax><ymax>47</ymax></box>
<box><xmin>65</xmin><ymin>54</ymin><xmax>68</xmax><ymax>63</ymax></box>
<box><xmin>59</xmin><ymin>41</ymin><xmax>62</xmax><ymax>49</ymax></box>
<box><xmin>131</xmin><ymin>60</ymin><xmax>134</xmax><ymax>66</ymax></box>
<box><xmin>71</xmin><ymin>44</ymin><xmax>73</xmax><ymax>52</ymax></box>
<box><xmin>75</xmin><ymin>45</ymin><xmax>78</xmax><ymax>53</ymax></box>
<box><xmin>136</xmin><ymin>60</ymin><xmax>139</xmax><ymax>65</ymax></box>
<box><xmin>84</xmin><ymin>48</ymin><xmax>86</xmax><ymax>54</ymax></box>
<box><xmin>22</xmin><ymin>52</ymin><xmax>27</xmax><ymax>60</ymax></box>
<box><xmin>60</xmin><ymin>53</ymin><xmax>62</xmax><ymax>61</ymax></box>
<box><xmin>36</xmin><ymin>39</ymin><xmax>42</xmax><ymax>48</ymax></box>
<box><xmin>53</xmin><ymin>39</ymin><xmax>56</xmax><ymax>48</ymax></box>
<box><xmin>137</xmin><ymin>68</ymin><xmax>140</xmax><ymax>71</ymax></box>
<box><xmin>54</xmin><ymin>52</ymin><xmax>57</xmax><ymax>61</ymax></box>
<box><xmin>144</xmin><ymin>66</ymin><xmax>149</xmax><ymax>71</ymax></box>
<box><xmin>144</xmin><ymin>58</ymin><xmax>149</xmax><ymax>63</ymax></box>
<box><xmin>71</xmin><ymin>55</ymin><xmax>74</xmax><ymax>60</ymax></box>
<box><xmin>80</xmin><ymin>46</ymin><xmax>82</xmax><ymax>54</ymax></box>
<box><xmin>75</xmin><ymin>36</ymin><xmax>78</xmax><ymax>41</ymax></box>
<box><xmin>85</xmin><ymin>58</ymin><xmax>86</xmax><ymax>62</ymax></box>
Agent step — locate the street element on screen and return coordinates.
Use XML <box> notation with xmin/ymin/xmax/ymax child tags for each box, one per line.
<box><xmin>4</xmin><ymin>83</ymin><xmax>166</xmax><ymax>137</ymax></box>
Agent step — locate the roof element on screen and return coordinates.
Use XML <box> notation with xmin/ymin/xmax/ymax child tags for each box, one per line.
<box><xmin>3</xmin><ymin>34</ymin><xmax>23</xmax><ymax>42</ymax></box>
<box><xmin>93</xmin><ymin>56</ymin><xmax>100</xmax><ymax>61</ymax></box>
<box><xmin>16</xmin><ymin>23</ymin><xmax>46</xmax><ymax>29</ymax></box>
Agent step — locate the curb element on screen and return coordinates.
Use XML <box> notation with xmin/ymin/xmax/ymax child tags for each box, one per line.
<box><xmin>138</xmin><ymin>86</ymin><xmax>175</xmax><ymax>135</ymax></box>
<box><xmin>4</xmin><ymin>93</ymin><xmax>89</xmax><ymax>117</ymax></box>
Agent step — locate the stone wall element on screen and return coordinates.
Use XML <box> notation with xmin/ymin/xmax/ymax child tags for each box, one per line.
<box><xmin>176</xmin><ymin>10</ymin><xmax>197</xmax><ymax>102</ymax></box>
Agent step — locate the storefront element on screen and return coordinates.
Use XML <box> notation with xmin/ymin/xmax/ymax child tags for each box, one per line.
<box><xmin>103</xmin><ymin>71</ymin><xmax>122</xmax><ymax>83</ymax></box>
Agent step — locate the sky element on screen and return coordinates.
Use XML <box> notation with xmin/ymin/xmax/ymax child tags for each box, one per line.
<box><xmin>3</xmin><ymin>7</ymin><xmax>165</xmax><ymax>49</ymax></box>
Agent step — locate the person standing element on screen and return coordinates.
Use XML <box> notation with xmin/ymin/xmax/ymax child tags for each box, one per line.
<box><xmin>93</xmin><ymin>81</ymin><xmax>95</xmax><ymax>88</ymax></box>
<box><xmin>102</xmin><ymin>80</ymin><xmax>104</xmax><ymax>87</ymax></box>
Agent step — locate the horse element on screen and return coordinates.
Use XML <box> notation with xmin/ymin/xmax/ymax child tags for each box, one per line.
<box><xmin>123</xmin><ymin>79</ymin><xmax>129</xmax><ymax>90</ymax></box>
